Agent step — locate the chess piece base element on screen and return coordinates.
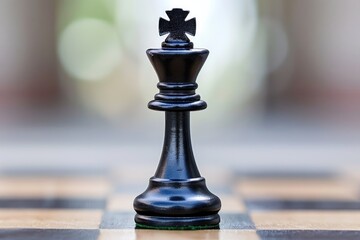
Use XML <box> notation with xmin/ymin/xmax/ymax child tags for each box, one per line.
<box><xmin>134</xmin><ymin>177</ymin><xmax>221</xmax><ymax>229</ymax></box>
<box><xmin>135</xmin><ymin>214</ymin><xmax>220</xmax><ymax>230</ymax></box>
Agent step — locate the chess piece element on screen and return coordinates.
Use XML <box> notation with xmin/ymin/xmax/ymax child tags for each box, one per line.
<box><xmin>133</xmin><ymin>8</ymin><xmax>221</xmax><ymax>230</ymax></box>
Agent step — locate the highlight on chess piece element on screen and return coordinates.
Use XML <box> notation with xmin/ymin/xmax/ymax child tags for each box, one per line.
<box><xmin>133</xmin><ymin>8</ymin><xmax>221</xmax><ymax>230</ymax></box>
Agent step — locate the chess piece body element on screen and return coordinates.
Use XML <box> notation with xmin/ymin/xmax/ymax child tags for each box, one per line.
<box><xmin>133</xmin><ymin>9</ymin><xmax>221</xmax><ymax>229</ymax></box>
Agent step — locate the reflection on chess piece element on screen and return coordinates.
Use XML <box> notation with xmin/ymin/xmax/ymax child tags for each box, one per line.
<box><xmin>133</xmin><ymin>8</ymin><xmax>221</xmax><ymax>230</ymax></box>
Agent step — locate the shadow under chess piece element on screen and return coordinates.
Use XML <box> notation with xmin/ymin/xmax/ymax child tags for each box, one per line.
<box><xmin>133</xmin><ymin>8</ymin><xmax>221</xmax><ymax>230</ymax></box>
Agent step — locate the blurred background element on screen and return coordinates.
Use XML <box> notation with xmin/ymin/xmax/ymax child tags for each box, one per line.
<box><xmin>0</xmin><ymin>0</ymin><xmax>359</xmax><ymax>173</ymax></box>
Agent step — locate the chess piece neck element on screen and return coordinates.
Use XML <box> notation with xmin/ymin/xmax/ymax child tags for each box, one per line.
<box><xmin>161</xmin><ymin>41</ymin><xmax>194</xmax><ymax>49</ymax></box>
<box><xmin>154</xmin><ymin>111</ymin><xmax>201</xmax><ymax>180</ymax></box>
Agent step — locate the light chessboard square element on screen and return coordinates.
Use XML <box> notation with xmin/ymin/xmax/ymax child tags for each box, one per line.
<box><xmin>98</xmin><ymin>229</ymin><xmax>260</xmax><ymax>240</ymax></box>
<box><xmin>236</xmin><ymin>179</ymin><xmax>359</xmax><ymax>201</ymax></box>
<box><xmin>0</xmin><ymin>177</ymin><xmax>111</xmax><ymax>198</ymax></box>
<box><xmin>0</xmin><ymin>209</ymin><xmax>102</xmax><ymax>229</ymax></box>
<box><xmin>251</xmin><ymin>210</ymin><xmax>360</xmax><ymax>231</ymax></box>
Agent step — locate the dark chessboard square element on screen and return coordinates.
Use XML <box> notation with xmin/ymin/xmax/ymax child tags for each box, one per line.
<box><xmin>257</xmin><ymin>230</ymin><xmax>360</xmax><ymax>240</ymax></box>
<box><xmin>245</xmin><ymin>199</ymin><xmax>360</xmax><ymax>211</ymax></box>
<box><xmin>100</xmin><ymin>211</ymin><xmax>135</xmax><ymax>229</ymax></box>
<box><xmin>0</xmin><ymin>198</ymin><xmax>106</xmax><ymax>209</ymax></box>
<box><xmin>0</xmin><ymin>229</ymin><xmax>99</xmax><ymax>240</ymax></box>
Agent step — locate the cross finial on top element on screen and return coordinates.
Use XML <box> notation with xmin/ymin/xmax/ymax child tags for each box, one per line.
<box><xmin>159</xmin><ymin>8</ymin><xmax>196</xmax><ymax>48</ymax></box>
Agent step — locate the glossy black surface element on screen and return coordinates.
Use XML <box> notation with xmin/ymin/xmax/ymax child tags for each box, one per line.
<box><xmin>133</xmin><ymin>9</ymin><xmax>221</xmax><ymax>229</ymax></box>
<box><xmin>147</xmin><ymin>49</ymin><xmax>208</xmax><ymax>111</ymax></box>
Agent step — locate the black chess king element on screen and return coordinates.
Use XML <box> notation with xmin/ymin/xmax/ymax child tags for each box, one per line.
<box><xmin>133</xmin><ymin>8</ymin><xmax>221</xmax><ymax>230</ymax></box>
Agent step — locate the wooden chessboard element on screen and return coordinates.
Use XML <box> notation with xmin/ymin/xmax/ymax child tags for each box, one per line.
<box><xmin>0</xmin><ymin>166</ymin><xmax>359</xmax><ymax>240</ymax></box>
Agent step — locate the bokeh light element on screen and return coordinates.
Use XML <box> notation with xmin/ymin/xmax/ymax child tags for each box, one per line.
<box><xmin>59</xmin><ymin>18</ymin><xmax>121</xmax><ymax>82</ymax></box>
